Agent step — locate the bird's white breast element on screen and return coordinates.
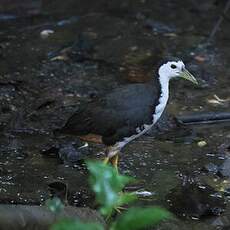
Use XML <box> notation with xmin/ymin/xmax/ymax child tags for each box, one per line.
<box><xmin>153</xmin><ymin>79</ymin><xmax>169</xmax><ymax>124</ymax></box>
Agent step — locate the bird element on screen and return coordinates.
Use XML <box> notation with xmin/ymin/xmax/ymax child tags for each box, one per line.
<box><xmin>58</xmin><ymin>57</ymin><xmax>198</xmax><ymax>169</ymax></box>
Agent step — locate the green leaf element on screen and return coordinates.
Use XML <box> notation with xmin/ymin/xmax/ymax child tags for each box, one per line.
<box><xmin>50</xmin><ymin>219</ymin><xmax>104</xmax><ymax>230</ymax></box>
<box><xmin>118</xmin><ymin>193</ymin><xmax>137</xmax><ymax>206</ymax></box>
<box><xmin>46</xmin><ymin>197</ymin><xmax>64</xmax><ymax>214</ymax></box>
<box><xmin>86</xmin><ymin>161</ymin><xmax>136</xmax><ymax>216</ymax></box>
<box><xmin>110</xmin><ymin>207</ymin><xmax>172</xmax><ymax>230</ymax></box>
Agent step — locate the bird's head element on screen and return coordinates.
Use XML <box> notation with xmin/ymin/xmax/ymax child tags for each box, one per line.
<box><xmin>158</xmin><ymin>59</ymin><xmax>198</xmax><ymax>85</ymax></box>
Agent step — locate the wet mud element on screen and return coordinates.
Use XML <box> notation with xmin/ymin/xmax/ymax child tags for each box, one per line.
<box><xmin>0</xmin><ymin>0</ymin><xmax>230</xmax><ymax>229</ymax></box>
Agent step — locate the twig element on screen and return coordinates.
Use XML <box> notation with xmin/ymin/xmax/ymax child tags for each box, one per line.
<box><xmin>207</xmin><ymin>0</ymin><xmax>230</xmax><ymax>42</ymax></box>
<box><xmin>176</xmin><ymin>112</ymin><xmax>230</xmax><ymax>125</ymax></box>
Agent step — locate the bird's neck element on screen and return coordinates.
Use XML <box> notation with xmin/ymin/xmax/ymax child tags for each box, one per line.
<box><xmin>158</xmin><ymin>74</ymin><xmax>169</xmax><ymax>97</ymax></box>
<box><xmin>153</xmin><ymin>73</ymin><xmax>169</xmax><ymax>123</ymax></box>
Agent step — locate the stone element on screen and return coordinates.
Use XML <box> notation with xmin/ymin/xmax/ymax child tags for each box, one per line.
<box><xmin>219</xmin><ymin>158</ymin><xmax>230</xmax><ymax>178</ymax></box>
<box><xmin>0</xmin><ymin>205</ymin><xmax>105</xmax><ymax>230</ymax></box>
<box><xmin>166</xmin><ymin>177</ymin><xmax>226</xmax><ymax>219</ymax></box>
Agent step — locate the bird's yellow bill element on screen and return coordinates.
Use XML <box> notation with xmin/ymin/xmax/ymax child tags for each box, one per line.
<box><xmin>180</xmin><ymin>69</ymin><xmax>198</xmax><ymax>85</ymax></box>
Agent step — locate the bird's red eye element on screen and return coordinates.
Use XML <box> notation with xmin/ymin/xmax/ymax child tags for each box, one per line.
<box><xmin>171</xmin><ymin>64</ymin><xmax>177</xmax><ymax>69</ymax></box>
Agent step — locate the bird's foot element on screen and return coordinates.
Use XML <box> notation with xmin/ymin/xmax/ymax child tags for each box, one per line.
<box><xmin>115</xmin><ymin>205</ymin><xmax>127</xmax><ymax>213</ymax></box>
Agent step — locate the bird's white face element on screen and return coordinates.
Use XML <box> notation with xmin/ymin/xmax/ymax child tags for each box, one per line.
<box><xmin>158</xmin><ymin>60</ymin><xmax>198</xmax><ymax>84</ymax></box>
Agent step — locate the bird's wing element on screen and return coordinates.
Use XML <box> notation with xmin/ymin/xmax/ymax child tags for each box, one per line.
<box><xmin>98</xmin><ymin>83</ymin><xmax>160</xmax><ymax>145</ymax></box>
<box><xmin>60</xmin><ymin>83</ymin><xmax>161</xmax><ymax>145</ymax></box>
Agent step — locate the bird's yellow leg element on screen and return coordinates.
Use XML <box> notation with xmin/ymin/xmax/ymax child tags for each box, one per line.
<box><xmin>103</xmin><ymin>146</ymin><xmax>113</xmax><ymax>165</ymax></box>
<box><xmin>111</xmin><ymin>154</ymin><xmax>119</xmax><ymax>172</ymax></box>
<box><xmin>103</xmin><ymin>146</ymin><xmax>120</xmax><ymax>172</ymax></box>
<box><xmin>103</xmin><ymin>154</ymin><xmax>119</xmax><ymax>172</ymax></box>
<box><xmin>103</xmin><ymin>156</ymin><xmax>110</xmax><ymax>164</ymax></box>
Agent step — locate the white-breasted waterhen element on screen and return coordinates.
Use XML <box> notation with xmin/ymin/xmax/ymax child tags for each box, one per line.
<box><xmin>59</xmin><ymin>58</ymin><xmax>198</xmax><ymax>169</ymax></box>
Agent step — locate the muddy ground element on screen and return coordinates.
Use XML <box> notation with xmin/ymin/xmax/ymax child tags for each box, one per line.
<box><xmin>0</xmin><ymin>0</ymin><xmax>230</xmax><ymax>229</ymax></box>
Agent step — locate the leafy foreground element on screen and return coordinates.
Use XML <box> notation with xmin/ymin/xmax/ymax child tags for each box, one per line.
<box><xmin>87</xmin><ymin>161</ymin><xmax>136</xmax><ymax>216</ymax></box>
<box><xmin>51</xmin><ymin>220</ymin><xmax>104</xmax><ymax>230</ymax></box>
<box><xmin>49</xmin><ymin>161</ymin><xmax>172</xmax><ymax>230</ymax></box>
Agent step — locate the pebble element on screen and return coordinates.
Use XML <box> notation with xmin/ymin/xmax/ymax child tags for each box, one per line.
<box><xmin>197</xmin><ymin>140</ymin><xmax>207</xmax><ymax>147</ymax></box>
<box><xmin>40</xmin><ymin>30</ymin><xmax>54</xmax><ymax>39</ymax></box>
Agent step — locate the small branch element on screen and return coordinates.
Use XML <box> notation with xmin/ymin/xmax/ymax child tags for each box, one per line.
<box><xmin>207</xmin><ymin>0</ymin><xmax>230</xmax><ymax>42</ymax></box>
<box><xmin>176</xmin><ymin>111</ymin><xmax>230</xmax><ymax>125</ymax></box>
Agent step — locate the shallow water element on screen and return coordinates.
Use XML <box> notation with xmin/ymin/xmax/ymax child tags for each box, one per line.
<box><xmin>0</xmin><ymin>0</ymin><xmax>230</xmax><ymax>229</ymax></box>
